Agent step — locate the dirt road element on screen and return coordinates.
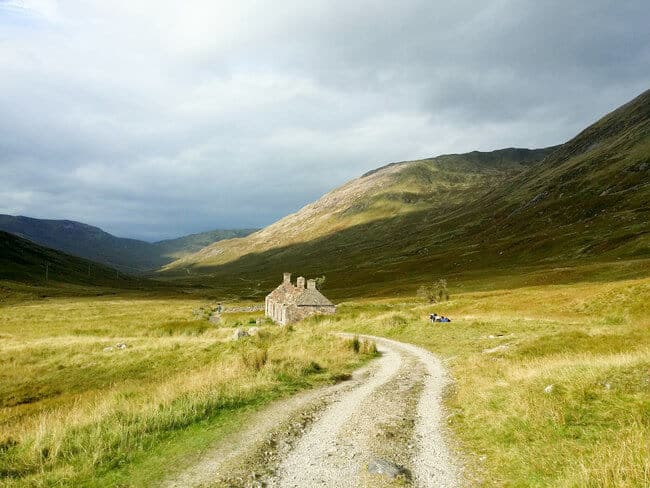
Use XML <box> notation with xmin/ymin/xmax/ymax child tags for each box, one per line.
<box><xmin>164</xmin><ymin>335</ymin><xmax>460</xmax><ymax>488</ymax></box>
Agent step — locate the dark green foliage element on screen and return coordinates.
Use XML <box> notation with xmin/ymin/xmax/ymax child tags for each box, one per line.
<box><xmin>348</xmin><ymin>335</ymin><xmax>361</xmax><ymax>353</ymax></box>
<box><xmin>314</xmin><ymin>275</ymin><xmax>326</xmax><ymax>290</ymax></box>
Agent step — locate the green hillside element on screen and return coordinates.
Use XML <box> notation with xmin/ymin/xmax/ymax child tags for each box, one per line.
<box><xmin>163</xmin><ymin>147</ymin><xmax>554</xmax><ymax>271</ymax></box>
<box><xmin>154</xmin><ymin>229</ymin><xmax>257</xmax><ymax>259</ymax></box>
<box><xmin>0</xmin><ymin>231</ymin><xmax>141</xmax><ymax>288</ymax></box>
<box><xmin>0</xmin><ymin>215</ymin><xmax>256</xmax><ymax>273</ymax></box>
<box><xmin>160</xmin><ymin>89</ymin><xmax>650</xmax><ymax>297</ymax></box>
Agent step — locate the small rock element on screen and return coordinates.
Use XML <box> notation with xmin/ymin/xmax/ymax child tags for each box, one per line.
<box><xmin>543</xmin><ymin>384</ymin><xmax>554</xmax><ymax>394</ymax></box>
<box><xmin>103</xmin><ymin>346</ymin><xmax>114</xmax><ymax>352</ymax></box>
<box><xmin>604</xmin><ymin>382</ymin><xmax>611</xmax><ymax>390</ymax></box>
<box><xmin>482</xmin><ymin>344</ymin><xmax>510</xmax><ymax>354</ymax></box>
<box><xmin>115</xmin><ymin>343</ymin><xmax>127</xmax><ymax>350</ymax></box>
<box><xmin>367</xmin><ymin>457</ymin><xmax>403</xmax><ymax>479</ymax></box>
<box><xmin>248</xmin><ymin>326</ymin><xmax>260</xmax><ymax>336</ymax></box>
<box><xmin>233</xmin><ymin>328</ymin><xmax>249</xmax><ymax>340</ymax></box>
<box><xmin>208</xmin><ymin>314</ymin><xmax>220</xmax><ymax>324</ymax></box>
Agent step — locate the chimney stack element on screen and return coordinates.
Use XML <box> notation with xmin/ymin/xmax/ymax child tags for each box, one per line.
<box><xmin>307</xmin><ymin>279</ymin><xmax>316</xmax><ymax>290</ymax></box>
<box><xmin>297</xmin><ymin>276</ymin><xmax>305</xmax><ymax>288</ymax></box>
<box><xmin>283</xmin><ymin>272</ymin><xmax>291</xmax><ymax>284</ymax></box>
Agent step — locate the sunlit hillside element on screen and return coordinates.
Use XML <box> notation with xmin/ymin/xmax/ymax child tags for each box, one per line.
<box><xmin>160</xmin><ymin>90</ymin><xmax>650</xmax><ymax>298</ymax></box>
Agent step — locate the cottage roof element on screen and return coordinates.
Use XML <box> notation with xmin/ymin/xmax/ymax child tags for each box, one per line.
<box><xmin>295</xmin><ymin>288</ymin><xmax>335</xmax><ymax>307</ymax></box>
<box><xmin>267</xmin><ymin>282</ymin><xmax>301</xmax><ymax>304</ymax></box>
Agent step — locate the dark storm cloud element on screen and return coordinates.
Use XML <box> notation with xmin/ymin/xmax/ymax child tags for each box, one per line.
<box><xmin>0</xmin><ymin>0</ymin><xmax>648</xmax><ymax>240</ymax></box>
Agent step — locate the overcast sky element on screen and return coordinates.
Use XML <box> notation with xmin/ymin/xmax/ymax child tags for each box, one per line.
<box><xmin>1</xmin><ymin>0</ymin><xmax>648</xmax><ymax>240</ymax></box>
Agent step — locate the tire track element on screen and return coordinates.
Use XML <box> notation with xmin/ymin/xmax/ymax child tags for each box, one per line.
<box><xmin>162</xmin><ymin>336</ymin><xmax>460</xmax><ymax>488</ymax></box>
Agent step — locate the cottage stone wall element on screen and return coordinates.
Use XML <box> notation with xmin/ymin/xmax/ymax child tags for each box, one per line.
<box><xmin>285</xmin><ymin>304</ymin><xmax>336</xmax><ymax>323</ymax></box>
<box><xmin>265</xmin><ymin>273</ymin><xmax>336</xmax><ymax>325</ymax></box>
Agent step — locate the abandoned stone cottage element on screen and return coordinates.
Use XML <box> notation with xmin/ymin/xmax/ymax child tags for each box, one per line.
<box><xmin>265</xmin><ymin>273</ymin><xmax>336</xmax><ymax>325</ymax></box>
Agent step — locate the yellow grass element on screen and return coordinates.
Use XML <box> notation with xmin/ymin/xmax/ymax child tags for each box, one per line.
<box><xmin>0</xmin><ymin>295</ymin><xmax>375</xmax><ymax>486</ymax></box>
<box><xmin>312</xmin><ymin>275</ymin><xmax>650</xmax><ymax>487</ymax></box>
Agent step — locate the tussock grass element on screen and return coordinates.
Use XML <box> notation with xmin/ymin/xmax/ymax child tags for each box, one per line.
<box><xmin>0</xmin><ymin>296</ymin><xmax>373</xmax><ymax>486</ymax></box>
<box><xmin>314</xmin><ymin>274</ymin><xmax>650</xmax><ymax>487</ymax></box>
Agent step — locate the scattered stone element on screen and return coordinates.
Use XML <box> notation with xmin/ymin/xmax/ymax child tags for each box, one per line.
<box><xmin>222</xmin><ymin>305</ymin><xmax>264</xmax><ymax>313</ymax></box>
<box><xmin>367</xmin><ymin>457</ymin><xmax>404</xmax><ymax>479</ymax></box>
<box><xmin>103</xmin><ymin>346</ymin><xmax>114</xmax><ymax>352</ymax></box>
<box><xmin>115</xmin><ymin>342</ymin><xmax>128</xmax><ymax>350</ymax></box>
<box><xmin>233</xmin><ymin>328</ymin><xmax>249</xmax><ymax>340</ymax></box>
<box><xmin>482</xmin><ymin>344</ymin><xmax>510</xmax><ymax>354</ymax></box>
<box><xmin>543</xmin><ymin>384</ymin><xmax>554</xmax><ymax>394</ymax></box>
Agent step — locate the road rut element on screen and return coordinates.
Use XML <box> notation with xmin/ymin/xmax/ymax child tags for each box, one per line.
<box><xmin>164</xmin><ymin>335</ymin><xmax>460</xmax><ymax>488</ymax></box>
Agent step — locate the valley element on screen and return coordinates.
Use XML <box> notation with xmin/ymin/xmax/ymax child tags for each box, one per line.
<box><xmin>0</xmin><ymin>90</ymin><xmax>648</xmax><ymax>487</ymax></box>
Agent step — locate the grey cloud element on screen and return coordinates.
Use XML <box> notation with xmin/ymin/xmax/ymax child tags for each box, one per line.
<box><xmin>0</xmin><ymin>0</ymin><xmax>648</xmax><ymax>240</ymax></box>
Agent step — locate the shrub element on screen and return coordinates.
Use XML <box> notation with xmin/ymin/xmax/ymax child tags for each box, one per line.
<box><xmin>348</xmin><ymin>336</ymin><xmax>361</xmax><ymax>353</ymax></box>
<box><xmin>314</xmin><ymin>275</ymin><xmax>327</xmax><ymax>290</ymax></box>
<box><xmin>346</xmin><ymin>336</ymin><xmax>377</xmax><ymax>355</ymax></box>
<box><xmin>417</xmin><ymin>278</ymin><xmax>450</xmax><ymax>303</ymax></box>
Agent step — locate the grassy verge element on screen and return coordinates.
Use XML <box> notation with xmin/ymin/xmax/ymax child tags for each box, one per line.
<box><xmin>0</xmin><ymin>295</ymin><xmax>375</xmax><ymax>487</ymax></box>
<box><xmin>308</xmin><ymin>275</ymin><xmax>650</xmax><ymax>486</ymax></box>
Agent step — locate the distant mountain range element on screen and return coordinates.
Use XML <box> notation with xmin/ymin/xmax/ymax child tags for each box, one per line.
<box><xmin>161</xmin><ymin>89</ymin><xmax>650</xmax><ymax>297</ymax></box>
<box><xmin>0</xmin><ymin>230</ymin><xmax>140</xmax><ymax>287</ymax></box>
<box><xmin>0</xmin><ymin>215</ymin><xmax>256</xmax><ymax>273</ymax></box>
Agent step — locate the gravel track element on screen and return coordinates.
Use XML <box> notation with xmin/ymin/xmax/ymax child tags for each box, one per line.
<box><xmin>273</xmin><ymin>339</ymin><xmax>403</xmax><ymax>487</ymax></box>
<box><xmin>162</xmin><ymin>335</ymin><xmax>459</xmax><ymax>488</ymax></box>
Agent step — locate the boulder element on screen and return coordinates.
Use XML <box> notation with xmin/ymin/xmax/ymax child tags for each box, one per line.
<box><xmin>233</xmin><ymin>328</ymin><xmax>249</xmax><ymax>340</ymax></box>
<box><xmin>482</xmin><ymin>344</ymin><xmax>509</xmax><ymax>354</ymax></box>
<box><xmin>367</xmin><ymin>457</ymin><xmax>404</xmax><ymax>479</ymax></box>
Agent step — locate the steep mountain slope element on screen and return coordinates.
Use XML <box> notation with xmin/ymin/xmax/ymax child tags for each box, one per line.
<box><xmin>0</xmin><ymin>231</ymin><xmax>138</xmax><ymax>287</ymax></box>
<box><xmin>165</xmin><ymin>147</ymin><xmax>554</xmax><ymax>269</ymax></box>
<box><xmin>0</xmin><ymin>215</ymin><xmax>256</xmax><ymax>272</ymax></box>
<box><xmin>160</xmin><ymin>89</ymin><xmax>649</xmax><ymax>298</ymax></box>
<box><xmin>0</xmin><ymin>216</ymin><xmax>161</xmax><ymax>273</ymax></box>
<box><xmin>154</xmin><ymin>229</ymin><xmax>257</xmax><ymax>259</ymax></box>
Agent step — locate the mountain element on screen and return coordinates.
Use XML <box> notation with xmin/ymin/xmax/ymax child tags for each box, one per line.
<box><xmin>154</xmin><ymin>229</ymin><xmax>258</xmax><ymax>260</ymax></box>
<box><xmin>161</xmin><ymin>89</ymin><xmax>650</xmax><ymax>297</ymax></box>
<box><xmin>0</xmin><ymin>215</ymin><xmax>256</xmax><ymax>273</ymax></box>
<box><xmin>163</xmin><ymin>147</ymin><xmax>555</xmax><ymax>270</ymax></box>
<box><xmin>0</xmin><ymin>231</ymin><xmax>139</xmax><ymax>287</ymax></box>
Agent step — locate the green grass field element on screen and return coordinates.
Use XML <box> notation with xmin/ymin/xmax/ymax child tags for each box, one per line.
<box><xmin>311</xmin><ymin>270</ymin><xmax>650</xmax><ymax>486</ymax></box>
<box><xmin>0</xmin><ymin>294</ymin><xmax>375</xmax><ymax>487</ymax></box>
<box><xmin>1</xmin><ymin>259</ymin><xmax>648</xmax><ymax>486</ymax></box>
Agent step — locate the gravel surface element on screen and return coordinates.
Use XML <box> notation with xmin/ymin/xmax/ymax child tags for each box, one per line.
<box><xmin>273</xmin><ymin>339</ymin><xmax>403</xmax><ymax>487</ymax></box>
<box><xmin>163</xmin><ymin>335</ymin><xmax>460</xmax><ymax>488</ymax></box>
